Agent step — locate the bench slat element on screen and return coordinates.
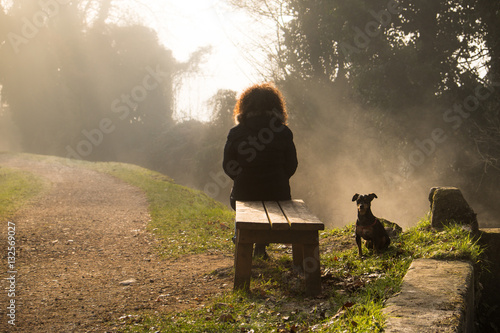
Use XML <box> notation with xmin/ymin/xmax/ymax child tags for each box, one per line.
<box><xmin>279</xmin><ymin>200</ymin><xmax>324</xmax><ymax>230</ymax></box>
<box><xmin>235</xmin><ymin>201</ymin><xmax>270</xmax><ymax>230</ymax></box>
<box><xmin>263</xmin><ymin>201</ymin><xmax>290</xmax><ymax>230</ymax></box>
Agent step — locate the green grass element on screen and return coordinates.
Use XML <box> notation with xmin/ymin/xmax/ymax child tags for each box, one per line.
<box><xmin>399</xmin><ymin>217</ymin><xmax>484</xmax><ymax>262</ymax></box>
<box><xmin>0</xmin><ymin>166</ymin><xmax>45</xmax><ymax>220</ymax></box>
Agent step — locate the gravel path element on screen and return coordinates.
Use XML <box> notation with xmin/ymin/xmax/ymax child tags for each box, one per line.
<box><xmin>0</xmin><ymin>155</ymin><xmax>233</xmax><ymax>332</ymax></box>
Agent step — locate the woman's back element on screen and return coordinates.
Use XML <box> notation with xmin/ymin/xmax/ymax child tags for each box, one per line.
<box><xmin>223</xmin><ymin>115</ymin><xmax>297</xmax><ymax>201</ymax></box>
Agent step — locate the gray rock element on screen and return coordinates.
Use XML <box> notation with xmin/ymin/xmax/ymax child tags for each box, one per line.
<box><xmin>119</xmin><ymin>278</ymin><xmax>137</xmax><ymax>286</ymax></box>
<box><xmin>428</xmin><ymin>187</ymin><xmax>478</xmax><ymax>234</ymax></box>
<box><xmin>379</xmin><ymin>218</ymin><xmax>403</xmax><ymax>238</ymax></box>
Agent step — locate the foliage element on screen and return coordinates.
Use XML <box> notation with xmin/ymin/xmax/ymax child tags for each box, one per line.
<box><xmin>0</xmin><ymin>1</ymin><xmax>203</xmax><ymax>160</ymax></box>
<box><xmin>229</xmin><ymin>0</ymin><xmax>500</xmax><ymax>221</ymax></box>
<box><xmin>272</xmin><ymin>0</ymin><xmax>491</xmax><ymax>109</ymax></box>
<box><xmin>208</xmin><ymin>89</ymin><xmax>237</xmax><ymax>130</ymax></box>
<box><xmin>146</xmin><ymin>89</ymin><xmax>236</xmax><ymax>205</ymax></box>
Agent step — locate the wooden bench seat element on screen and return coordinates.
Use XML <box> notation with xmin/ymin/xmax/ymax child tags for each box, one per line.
<box><xmin>234</xmin><ymin>200</ymin><xmax>324</xmax><ymax>296</ymax></box>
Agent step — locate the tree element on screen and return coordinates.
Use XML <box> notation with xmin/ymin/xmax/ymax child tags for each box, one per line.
<box><xmin>147</xmin><ymin>89</ymin><xmax>237</xmax><ymax>204</ymax></box>
<box><xmin>208</xmin><ymin>89</ymin><xmax>237</xmax><ymax>130</ymax></box>
<box><xmin>0</xmin><ymin>1</ymin><xmax>188</xmax><ymax>161</ymax></box>
<box><xmin>230</xmin><ymin>0</ymin><xmax>500</xmax><ymax>222</ymax></box>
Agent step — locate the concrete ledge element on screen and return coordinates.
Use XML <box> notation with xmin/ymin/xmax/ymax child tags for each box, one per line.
<box><xmin>383</xmin><ymin>259</ymin><xmax>474</xmax><ymax>332</ymax></box>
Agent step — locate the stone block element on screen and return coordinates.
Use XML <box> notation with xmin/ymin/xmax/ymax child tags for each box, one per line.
<box><xmin>384</xmin><ymin>259</ymin><xmax>474</xmax><ymax>332</ymax></box>
<box><xmin>428</xmin><ymin>187</ymin><xmax>478</xmax><ymax>233</ymax></box>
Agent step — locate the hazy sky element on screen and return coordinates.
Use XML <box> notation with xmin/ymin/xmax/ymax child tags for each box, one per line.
<box><xmin>116</xmin><ymin>0</ymin><xmax>273</xmax><ymax>121</ymax></box>
<box><xmin>0</xmin><ymin>0</ymin><xmax>274</xmax><ymax>121</ymax></box>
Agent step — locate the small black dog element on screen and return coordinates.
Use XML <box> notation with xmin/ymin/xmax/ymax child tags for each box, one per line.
<box><xmin>352</xmin><ymin>193</ymin><xmax>390</xmax><ymax>256</ymax></box>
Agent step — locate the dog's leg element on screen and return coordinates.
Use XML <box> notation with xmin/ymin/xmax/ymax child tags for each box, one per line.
<box><xmin>356</xmin><ymin>234</ymin><xmax>363</xmax><ymax>256</ymax></box>
<box><xmin>374</xmin><ymin>236</ymin><xmax>389</xmax><ymax>253</ymax></box>
<box><xmin>383</xmin><ymin>235</ymin><xmax>390</xmax><ymax>250</ymax></box>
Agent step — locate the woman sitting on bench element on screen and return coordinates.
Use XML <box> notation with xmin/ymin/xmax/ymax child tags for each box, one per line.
<box><xmin>223</xmin><ymin>82</ymin><xmax>298</xmax><ymax>258</ymax></box>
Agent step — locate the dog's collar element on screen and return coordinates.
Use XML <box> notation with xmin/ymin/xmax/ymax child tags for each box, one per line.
<box><xmin>357</xmin><ymin>218</ymin><xmax>378</xmax><ymax>227</ymax></box>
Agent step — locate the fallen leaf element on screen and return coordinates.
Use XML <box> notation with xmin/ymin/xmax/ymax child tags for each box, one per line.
<box><xmin>343</xmin><ymin>301</ymin><xmax>355</xmax><ymax>309</ymax></box>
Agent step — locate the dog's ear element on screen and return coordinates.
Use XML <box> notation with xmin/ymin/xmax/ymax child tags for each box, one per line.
<box><xmin>368</xmin><ymin>193</ymin><xmax>378</xmax><ymax>200</ymax></box>
<box><xmin>352</xmin><ymin>193</ymin><xmax>359</xmax><ymax>202</ymax></box>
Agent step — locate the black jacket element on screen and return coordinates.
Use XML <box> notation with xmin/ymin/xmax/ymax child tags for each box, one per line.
<box><xmin>223</xmin><ymin>116</ymin><xmax>298</xmax><ymax>202</ymax></box>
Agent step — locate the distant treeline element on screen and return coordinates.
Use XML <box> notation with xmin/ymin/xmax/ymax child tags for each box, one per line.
<box><xmin>1</xmin><ymin>1</ymin><xmax>499</xmax><ymax>225</ymax></box>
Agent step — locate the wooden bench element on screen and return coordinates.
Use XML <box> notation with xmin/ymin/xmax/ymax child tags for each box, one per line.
<box><xmin>234</xmin><ymin>200</ymin><xmax>324</xmax><ymax>296</ymax></box>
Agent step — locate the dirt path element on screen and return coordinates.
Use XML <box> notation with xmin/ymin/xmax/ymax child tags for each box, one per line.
<box><xmin>0</xmin><ymin>155</ymin><xmax>233</xmax><ymax>332</ymax></box>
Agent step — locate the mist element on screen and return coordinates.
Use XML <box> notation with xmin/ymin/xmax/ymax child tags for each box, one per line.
<box><xmin>287</xmin><ymin>83</ymin><xmax>482</xmax><ymax>229</ymax></box>
<box><xmin>1</xmin><ymin>1</ymin><xmax>500</xmax><ymax>229</ymax></box>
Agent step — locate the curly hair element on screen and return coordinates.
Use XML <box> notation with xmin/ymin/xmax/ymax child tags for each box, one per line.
<box><xmin>233</xmin><ymin>82</ymin><xmax>288</xmax><ymax>125</ymax></box>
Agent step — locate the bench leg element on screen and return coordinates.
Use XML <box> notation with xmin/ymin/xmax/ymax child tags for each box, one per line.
<box><xmin>302</xmin><ymin>244</ymin><xmax>321</xmax><ymax>297</ymax></box>
<box><xmin>292</xmin><ymin>244</ymin><xmax>304</xmax><ymax>272</ymax></box>
<box><xmin>234</xmin><ymin>240</ymin><xmax>253</xmax><ymax>291</ymax></box>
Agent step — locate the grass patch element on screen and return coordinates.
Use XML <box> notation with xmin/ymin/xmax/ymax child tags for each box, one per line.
<box><xmin>85</xmin><ymin>161</ymin><xmax>235</xmax><ymax>257</ymax></box>
<box><xmin>400</xmin><ymin>217</ymin><xmax>484</xmax><ymax>262</ymax></box>
<box><xmin>0</xmin><ymin>166</ymin><xmax>45</xmax><ymax>220</ymax></box>
<box><xmin>118</xmin><ymin>216</ymin><xmax>485</xmax><ymax>332</ymax></box>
